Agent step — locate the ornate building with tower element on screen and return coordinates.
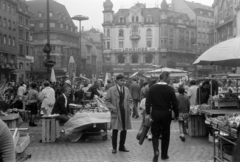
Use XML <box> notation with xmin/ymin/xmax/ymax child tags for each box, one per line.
<box><xmin>102</xmin><ymin>0</ymin><xmax>197</xmax><ymax>76</ymax></box>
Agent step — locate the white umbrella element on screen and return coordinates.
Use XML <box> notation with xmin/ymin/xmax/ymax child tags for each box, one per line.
<box><xmin>50</xmin><ymin>68</ymin><xmax>56</xmax><ymax>83</ymax></box>
<box><xmin>193</xmin><ymin>36</ymin><xmax>240</xmax><ymax>67</ymax></box>
<box><xmin>104</xmin><ymin>73</ymin><xmax>109</xmax><ymax>86</ymax></box>
<box><xmin>68</xmin><ymin>56</ymin><xmax>76</xmax><ymax>82</ymax></box>
<box><xmin>147</xmin><ymin>67</ymin><xmax>188</xmax><ymax>73</ymax></box>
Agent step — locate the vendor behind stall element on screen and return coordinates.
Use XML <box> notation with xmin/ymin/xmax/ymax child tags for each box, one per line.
<box><xmin>87</xmin><ymin>81</ymin><xmax>100</xmax><ymax>100</ymax></box>
<box><xmin>196</xmin><ymin>81</ymin><xmax>210</xmax><ymax>105</ymax></box>
<box><xmin>51</xmin><ymin>87</ymin><xmax>72</xmax><ymax>124</ymax></box>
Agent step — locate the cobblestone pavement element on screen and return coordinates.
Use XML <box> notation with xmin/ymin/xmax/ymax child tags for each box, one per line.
<box><xmin>23</xmin><ymin>117</ymin><xmax>214</xmax><ymax>162</ymax></box>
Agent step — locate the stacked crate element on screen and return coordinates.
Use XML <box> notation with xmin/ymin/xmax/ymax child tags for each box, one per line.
<box><xmin>188</xmin><ymin>114</ymin><xmax>207</xmax><ymax>137</ymax></box>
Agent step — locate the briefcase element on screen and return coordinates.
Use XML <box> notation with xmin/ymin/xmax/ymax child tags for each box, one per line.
<box><xmin>136</xmin><ymin>117</ymin><xmax>153</xmax><ymax>145</ymax></box>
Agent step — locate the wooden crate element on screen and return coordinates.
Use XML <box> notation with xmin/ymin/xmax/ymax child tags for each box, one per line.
<box><xmin>1</xmin><ymin>113</ymin><xmax>19</xmax><ymax>128</ymax></box>
<box><xmin>188</xmin><ymin>115</ymin><xmax>207</xmax><ymax>137</ymax></box>
<box><xmin>41</xmin><ymin>117</ymin><xmax>60</xmax><ymax>143</ymax></box>
<box><xmin>214</xmin><ymin>100</ymin><xmax>238</xmax><ymax>109</ymax></box>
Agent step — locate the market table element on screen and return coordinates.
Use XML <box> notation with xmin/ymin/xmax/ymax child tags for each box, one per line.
<box><xmin>64</xmin><ymin>112</ymin><xmax>111</xmax><ymax>142</ymax></box>
<box><xmin>0</xmin><ymin>113</ymin><xmax>20</xmax><ymax>128</ymax></box>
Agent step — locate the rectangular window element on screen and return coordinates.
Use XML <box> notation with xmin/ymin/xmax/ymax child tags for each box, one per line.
<box><xmin>8</xmin><ymin>20</ymin><xmax>11</xmax><ymax>29</ymax></box>
<box><xmin>198</xmin><ymin>20</ymin><xmax>201</xmax><ymax>27</ymax></box>
<box><xmin>12</xmin><ymin>37</ymin><xmax>15</xmax><ymax>46</ymax></box>
<box><xmin>0</xmin><ymin>34</ymin><xmax>2</xmax><ymax>44</ymax></box>
<box><xmin>3</xmin><ymin>35</ymin><xmax>6</xmax><ymax>44</ymax></box>
<box><xmin>26</xmin><ymin>31</ymin><xmax>29</xmax><ymax>41</ymax></box>
<box><xmin>146</xmin><ymin>39</ymin><xmax>152</xmax><ymax>47</ymax></box>
<box><xmin>19</xmin><ymin>28</ymin><xmax>23</xmax><ymax>39</ymax></box>
<box><xmin>169</xmin><ymin>28</ymin><xmax>173</xmax><ymax>37</ymax></box>
<box><xmin>8</xmin><ymin>36</ymin><xmax>11</xmax><ymax>45</ymax></box>
<box><xmin>119</xmin><ymin>41</ymin><xmax>124</xmax><ymax>48</ymax></box>
<box><xmin>107</xmin><ymin>41</ymin><xmax>110</xmax><ymax>49</ymax></box>
<box><xmin>39</xmin><ymin>23</ymin><xmax>44</xmax><ymax>28</ymax></box>
<box><xmin>0</xmin><ymin>17</ymin><xmax>2</xmax><ymax>27</ymax></box>
<box><xmin>12</xmin><ymin>7</ymin><xmax>15</xmax><ymax>15</ymax></box>
<box><xmin>12</xmin><ymin>22</ymin><xmax>15</xmax><ymax>30</ymax></box>
<box><xmin>19</xmin><ymin>44</ymin><xmax>23</xmax><ymax>55</ymax></box>
<box><xmin>50</xmin><ymin>23</ymin><xmax>55</xmax><ymax>28</ymax></box>
<box><xmin>26</xmin><ymin>19</ymin><xmax>28</xmax><ymax>26</ymax></box>
<box><xmin>169</xmin><ymin>39</ymin><xmax>173</xmax><ymax>49</ymax></box>
<box><xmin>3</xmin><ymin>18</ymin><xmax>6</xmax><ymax>28</ymax></box>
<box><xmin>60</xmin><ymin>24</ymin><xmax>63</xmax><ymax>29</ymax></box>
<box><xmin>3</xmin><ymin>2</ymin><xmax>6</xmax><ymax>11</ymax></box>
<box><xmin>26</xmin><ymin>46</ymin><xmax>29</xmax><ymax>55</ymax></box>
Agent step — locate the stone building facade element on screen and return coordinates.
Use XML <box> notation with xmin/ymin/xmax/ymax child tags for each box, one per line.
<box><xmin>102</xmin><ymin>0</ymin><xmax>197</xmax><ymax>76</ymax></box>
<box><xmin>0</xmin><ymin>0</ymin><xmax>19</xmax><ymax>82</ymax></box>
<box><xmin>26</xmin><ymin>0</ymin><xmax>80</xmax><ymax>79</ymax></box>
<box><xmin>172</xmin><ymin>0</ymin><xmax>215</xmax><ymax>76</ymax></box>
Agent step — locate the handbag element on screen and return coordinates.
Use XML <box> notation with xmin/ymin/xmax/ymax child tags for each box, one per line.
<box><xmin>136</xmin><ymin>116</ymin><xmax>153</xmax><ymax>145</ymax></box>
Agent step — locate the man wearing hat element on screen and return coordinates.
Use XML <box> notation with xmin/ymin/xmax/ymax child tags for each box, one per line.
<box><xmin>105</xmin><ymin>74</ymin><xmax>132</xmax><ymax>154</ymax></box>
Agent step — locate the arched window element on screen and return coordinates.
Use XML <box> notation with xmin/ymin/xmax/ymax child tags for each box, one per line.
<box><xmin>107</xmin><ymin>41</ymin><xmax>110</xmax><ymax>49</ymax></box>
<box><xmin>131</xmin><ymin>54</ymin><xmax>139</xmax><ymax>64</ymax></box>
<box><xmin>118</xmin><ymin>55</ymin><xmax>125</xmax><ymax>64</ymax></box>
<box><xmin>19</xmin><ymin>62</ymin><xmax>23</xmax><ymax>70</ymax></box>
<box><xmin>119</xmin><ymin>29</ymin><xmax>124</xmax><ymax>37</ymax></box>
<box><xmin>119</xmin><ymin>17</ymin><xmax>124</xmax><ymax>23</ymax></box>
<box><xmin>147</xmin><ymin>28</ymin><xmax>152</xmax><ymax>36</ymax></box>
<box><xmin>107</xmin><ymin>29</ymin><xmax>110</xmax><ymax>37</ymax></box>
<box><xmin>145</xmin><ymin>54</ymin><xmax>153</xmax><ymax>64</ymax></box>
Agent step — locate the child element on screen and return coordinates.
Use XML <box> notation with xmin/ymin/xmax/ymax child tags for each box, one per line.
<box><xmin>177</xmin><ymin>87</ymin><xmax>190</xmax><ymax>141</ymax></box>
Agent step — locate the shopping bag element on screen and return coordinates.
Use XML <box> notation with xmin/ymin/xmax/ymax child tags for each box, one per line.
<box><xmin>136</xmin><ymin>116</ymin><xmax>152</xmax><ymax>145</ymax></box>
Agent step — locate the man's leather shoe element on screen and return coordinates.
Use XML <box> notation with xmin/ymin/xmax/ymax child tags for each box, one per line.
<box><xmin>161</xmin><ymin>155</ymin><xmax>169</xmax><ymax>160</ymax></box>
<box><xmin>112</xmin><ymin>149</ymin><xmax>117</xmax><ymax>154</ymax></box>
<box><xmin>119</xmin><ymin>147</ymin><xmax>129</xmax><ymax>152</ymax></box>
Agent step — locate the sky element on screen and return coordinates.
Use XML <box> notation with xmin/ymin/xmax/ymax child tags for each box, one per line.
<box><xmin>54</xmin><ymin>0</ymin><xmax>214</xmax><ymax>31</ymax></box>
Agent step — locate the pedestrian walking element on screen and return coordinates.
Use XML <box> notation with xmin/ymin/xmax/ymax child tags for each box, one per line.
<box><xmin>187</xmin><ymin>80</ymin><xmax>198</xmax><ymax>106</ymax></box>
<box><xmin>130</xmin><ymin>79</ymin><xmax>141</xmax><ymax>118</ymax></box>
<box><xmin>27</xmin><ymin>82</ymin><xmax>39</xmax><ymax>127</ymax></box>
<box><xmin>177</xmin><ymin>87</ymin><xmax>190</xmax><ymax>142</ymax></box>
<box><xmin>146</xmin><ymin>72</ymin><xmax>179</xmax><ymax>162</ymax></box>
<box><xmin>39</xmin><ymin>81</ymin><xmax>55</xmax><ymax>115</ymax></box>
<box><xmin>105</xmin><ymin>74</ymin><xmax>132</xmax><ymax>154</ymax></box>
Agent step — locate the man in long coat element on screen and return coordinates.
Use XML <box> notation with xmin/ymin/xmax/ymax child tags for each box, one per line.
<box><xmin>105</xmin><ymin>74</ymin><xmax>132</xmax><ymax>154</ymax></box>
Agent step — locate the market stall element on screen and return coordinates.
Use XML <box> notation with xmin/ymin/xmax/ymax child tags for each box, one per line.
<box><xmin>66</xmin><ymin>97</ymin><xmax>110</xmax><ymax>142</ymax></box>
<box><xmin>206</xmin><ymin>113</ymin><xmax>240</xmax><ymax>162</ymax></box>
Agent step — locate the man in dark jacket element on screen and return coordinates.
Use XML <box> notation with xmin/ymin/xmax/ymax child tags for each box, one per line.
<box><xmin>87</xmin><ymin>81</ymin><xmax>100</xmax><ymax>100</ymax></box>
<box><xmin>130</xmin><ymin>79</ymin><xmax>141</xmax><ymax>118</ymax></box>
<box><xmin>146</xmin><ymin>71</ymin><xmax>179</xmax><ymax>161</ymax></box>
<box><xmin>51</xmin><ymin>87</ymin><xmax>72</xmax><ymax>124</ymax></box>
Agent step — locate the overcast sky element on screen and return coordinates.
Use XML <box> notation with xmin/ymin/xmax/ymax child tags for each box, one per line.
<box><xmin>54</xmin><ymin>0</ymin><xmax>214</xmax><ymax>31</ymax></box>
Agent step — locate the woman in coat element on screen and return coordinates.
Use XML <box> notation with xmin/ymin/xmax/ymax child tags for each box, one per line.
<box><xmin>105</xmin><ymin>74</ymin><xmax>132</xmax><ymax>154</ymax></box>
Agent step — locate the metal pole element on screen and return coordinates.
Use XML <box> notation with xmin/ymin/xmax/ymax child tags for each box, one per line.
<box><xmin>79</xmin><ymin>21</ymin><xmax>81</xmax><ymax>76</ymax></box>
<box><xmin>46</xmin><ymin>0</ymin><xmax>50</xmax><ymax>79</ymax></box>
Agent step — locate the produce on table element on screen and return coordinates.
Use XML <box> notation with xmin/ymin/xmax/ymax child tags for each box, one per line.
<box><xmin>190</xmin><ymin>104</ymin><xmax>211</xmax><ymax>114</ymax></box>
<box><xmin>69</xmin><ymin>98</ymin><xmax>109</xmax><ymax>113</ymax></box>
<box><xmin>209</xmin><ymin>113</ymin><xmax>240</xmax><ymax>129</ymax></box>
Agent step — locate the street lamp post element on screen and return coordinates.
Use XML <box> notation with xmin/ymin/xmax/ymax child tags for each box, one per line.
<box><xmin>71</xmin><ymin>15</ymin><xmax>89</xmax><ymax>76</ymax></box>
